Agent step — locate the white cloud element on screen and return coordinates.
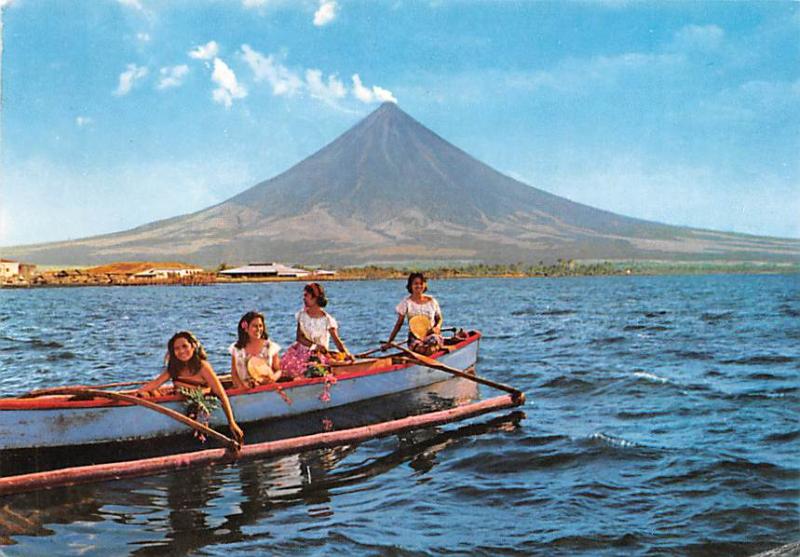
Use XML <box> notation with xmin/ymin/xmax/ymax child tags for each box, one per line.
<box><xmin>305</xmin><ymin>69</ymin><xmax>346</xmax><ymax>103</ymax></box>
<box><xmin>189</xmin><ymin>41</ymin><xmax>219</xmax><ymax>61</ymax></box>
<box><xmin>442</xmin><ymin>51</ymin><xmax>683</xmax><ymax>100</ymax></box>
<box><xmin>117</xmin><ymin>0</ymin><xmax>144</xmax><ymax>11</ymax></box>
<box><xmin>157</xmin><ymin>64</ymin><xmax>189</xmax><ymax>90</ymax></box>
<box><xmin>242</xmin><ymin>0</ymin><xmax>307</xmax><ymax>12</ymax></box>
<box><xmin>75</xmin><ymin>116</ymin><xmax>93</xmax><ymax>127</ymax></box>
<box><xmin>313</xmin><ymin>1</ymin><xmax>337</xmax><ymax>27</ymax></box>
<box><xmin>114</xmin><ymin>64</ymin><xmax>148</xmax><ymax>96</ymax></box>
<box><xmin>0</xmin><ymin>0</ymin><xmax>16</xmax><ymax>7</ymax></box>
<box><xmin>211</xmin><ymin>58</ymin><xmax>247</xmax><ymax>108</ymax></box>
<box><xmin>672</xmin><ymin>24</ymin><xmax>725</xmax><ymax>52</ymax></box>
<box><xmin>352</xmin><ymin>74</ymin><xmax>397</xmax><ymax>104</ymax></box>
<box><xmin>352</xmin><ymin>74</ymin><xmax>374</xmax><ymax>102</ymax></box>
<box><xmin>137</xmin><ymin>32</ymin><xmax>151</xmax><ymax>42</ymax></box>
<box><xmin>240</xmin><ymin>45</ymin><xmax>392</xmax><ymax>109</ymax></box>
<box><xmin>372</xmin><ymin>85</ymin><xmax>397</xmax><ymax>103</ymax></box>
<box><xmin>115</xmin><ymin>0</ymin><xmax>155</xmax><ymax>20</ymax></box>
<box><xmin>241</xmin><ymin>44</ymin><xmax>303</xmax><ymax>96</ymax></box>
<box><xmin>699</xmin><ymin>78</ymin><xmax>800</xmax><ymax>123</ymax></box>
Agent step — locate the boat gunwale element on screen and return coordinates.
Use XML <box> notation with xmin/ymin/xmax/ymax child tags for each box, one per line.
<box><xmin>0</xmin><ymin>332</ymin><xmax>481</xmax><ymax>411</ymax></box>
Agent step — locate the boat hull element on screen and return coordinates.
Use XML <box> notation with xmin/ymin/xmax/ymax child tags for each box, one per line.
<box><xmin>0</xmin><ymin>334</ymin><xmax>480</xmax><ymax>450</ymax></box>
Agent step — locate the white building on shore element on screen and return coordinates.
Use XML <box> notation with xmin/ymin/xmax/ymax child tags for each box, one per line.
<box><xmin>219</xmin><ymin>262</ymin><xmax>312</xmax><ymax>278</ymax></box>
<box><xmin>0</xmin><ymin>259</ymin><xmax>37</xmax><ymax>280</ymax></box>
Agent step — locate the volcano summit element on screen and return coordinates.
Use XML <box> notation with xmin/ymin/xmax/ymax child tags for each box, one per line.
<box><xmin>5</xmin><ymin>103</ymin><xmax>799</xmax><ymax>266</ymax></box>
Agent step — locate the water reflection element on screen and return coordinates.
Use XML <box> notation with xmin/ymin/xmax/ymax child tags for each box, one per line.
<box><xmin>127</xmin><ymin>411</ymin><xmax>523</xmax><ymax>555</ymax></box>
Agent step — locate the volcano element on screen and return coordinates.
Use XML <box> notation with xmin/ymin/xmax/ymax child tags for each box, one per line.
<box><xmin>5</xmin><ymin>103</ymin><xmax>799</xmax><ymax>266</ymax></box>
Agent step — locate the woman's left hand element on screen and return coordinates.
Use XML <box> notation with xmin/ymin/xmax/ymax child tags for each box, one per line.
<box><xmin>230</xmin><ymin>422</ymin><xmax>244</xmax><ymax>445</ymax></box>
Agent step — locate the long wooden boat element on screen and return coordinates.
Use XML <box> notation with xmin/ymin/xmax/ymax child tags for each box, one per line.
<box><xmin>0</xmin><ymin>332</ymin><xmax>482</xmax><ymax>451</ymax></box>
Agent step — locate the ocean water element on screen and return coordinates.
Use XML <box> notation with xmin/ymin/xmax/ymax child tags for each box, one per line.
<box><xmin>0</xmin><ymin>274</ymin><xmax>798</xmax><ymax>556</ymax></box>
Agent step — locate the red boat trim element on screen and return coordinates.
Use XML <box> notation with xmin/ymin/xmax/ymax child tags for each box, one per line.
<box><xmin>0</xmin><ymin>332</ymin><xmax>481</xmax><ymax>411</ymax></box>
<box><xmin>0</xmin><ymin>391</ymin><xmax>519</xmax><ymax>496</ymax></box>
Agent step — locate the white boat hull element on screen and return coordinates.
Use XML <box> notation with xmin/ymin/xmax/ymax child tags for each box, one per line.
<box><xmin>0</xmin><ymin>336</ymin><xmax>480</xmax><ymax>450</ymax></box>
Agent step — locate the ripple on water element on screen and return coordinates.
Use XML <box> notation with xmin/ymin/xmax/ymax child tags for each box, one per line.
<box><xmin>587</xmin><ymin>432</ymin><xmax>642</xmax><ymax>449</ymax></box>
<box><xmin>539</xmin><ymin>376</ymin><xmax>596</xmax><ymax>393</ymax></box>
<box><xmin>46</xmin><ymin>351</ymin><xmax>76</xmax><ymax>361</ymax></box>
<box><xmin>589</xmin><ymin>336</ymin><xmax>626</xmax><ymax>346</ymax></box>
<box><xmin>616</xmin><ymin>410</ymin><xmax>672</xmax><ymax>420</ymax></box>
<box><xmin>701</xmin><ymin>311</ymin><xmax>735</xmax><ymax>322</ymax></box>
<box><xmin>779</xmin><ymin>304</ymin><xmax>800</xmax><ymax>318</ymax></box>
<box><xmin>632</xmin><ymin>371</ymin><xmax>670</xmax><ymax>384</ymax></box>
<box><xmin>622</xmin><ymin>324</ymin><xmax>648</xmax><ymax>332</ymax></box>
<box><xmin>654</xmin><ymin>457</ymin><xmax>797</xmax><ymax>488</ymax></box>
<box><xmin>671</xmin><ymin>349</ymin><xmax>714</xmax><ymax>361</ymax></box>
<box><xmin>643</xmin><ymin>310</ymin><xmax>668</xmax><ymax>318</ymax></box>
<box><xmin>762</xmin><ymin>429</ymin><xmax>800</xmax><ymax>444</ymax></box>
<box><xmin>747</xmin><ymin>372</ymin><xmax>784</xmax><ymax>381</ymax></box>
<box><xmin>28</xmin><ymin>339</ymin><xmax>65</xmax><ymax>350</ymax></box>
<box><xmin>720</xmin><ymin>355</ymin><xmax>794</xmax><ymax>365</ymax></box>
<box><xmin>540</xmin><ymin>309</ymin><xmax>577</xmax><ymax>316</ymax></box>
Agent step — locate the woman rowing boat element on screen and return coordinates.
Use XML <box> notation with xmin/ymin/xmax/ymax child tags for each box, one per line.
<box><xmin>383</xmin><ymin>272</ymin><xmax>444</xmax><ymax>356</ymax></box>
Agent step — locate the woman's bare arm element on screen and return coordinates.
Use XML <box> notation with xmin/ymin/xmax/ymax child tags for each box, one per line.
<box><xmin>433</xmin><ymin>312</ymin><xmax>443</xmax><ymax>335</ymax></box>
<box><xmin>199</xmin><ymin>361</ymin><xmax>244</xmax><ymax>443</ymax></box>
<box><xmin>230</xmin><ymin>355</ymin><xmax>247</xmax><ymax>390</ymax></box>
<box><xmin>382</xmin><ymin>314</ymin><xmax>405</xmax><ymax>349</ymax></box>
<box><xmin>136</xmin><ymin>370</ymin><xmax>171</xmax><ymax>398</ymax></box>
<box><xmin>296</xmin><ymin>323</ymin><xmax>314</xmax><ymax>348</ymax></box>
<box><xmin>330</xmin><ymin>327</ymin><xmax>351</xmax><ymax>358</ymax></box>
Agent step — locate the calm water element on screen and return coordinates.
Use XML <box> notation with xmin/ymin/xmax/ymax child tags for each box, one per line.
<box><xmin>0</xmin><ymin>275</ymin><xmax>798</xmax><ymax>555</ymax></box>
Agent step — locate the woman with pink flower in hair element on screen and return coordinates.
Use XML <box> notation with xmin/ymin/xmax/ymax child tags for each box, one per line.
<box><xmin>136</xmin><ymin>331</ymin><xmax>244</xmax><ymax>444</ymax></box>
<box><xmin>281</xmin><ymin>283</ymin><xmax>353</xmax><ymax>379</ymax></box>
<box><xmin>229</xmin><ymin>310</ymin><xmax>281</xmax><ymax>389</ymax></box>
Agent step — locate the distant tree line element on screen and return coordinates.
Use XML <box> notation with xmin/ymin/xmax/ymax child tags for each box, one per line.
<box><xmin>333</xmin><ymin>260</ymin><xmax>620</xmax><ymax>279</ymax></box>
<box><xmin>330</xmin><ymin>259</ymin><xmax>798</xmax><ymax>280</ymax></box>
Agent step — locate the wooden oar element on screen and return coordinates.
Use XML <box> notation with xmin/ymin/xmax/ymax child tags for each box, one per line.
<box><xmin>355</xmin><ymin>340</ymin><xmax>407</xmax><ymax>359</ymax></box>
<box><xmin>21</xmin><ymin>374</ymin><xmax>235</xmax><ymax>399</ymax></box>
<box><xmin>25</xmin><ymin>387</ymin><xmax>241</xmax><ymax>451</ymax></box>
<box><xmin>355</xmin><ymin>328</ymin><xmax>462</xmax><ymax>358</ymax></box>
<box><xmin>20</xmin><ymin>381</ymin><xmax>146</xmax><ymax>398</ymax></box>
<box><xmin>387</xmin><ymin>342</ymin><xmax>525</xmax><ymax>404</ymax></box>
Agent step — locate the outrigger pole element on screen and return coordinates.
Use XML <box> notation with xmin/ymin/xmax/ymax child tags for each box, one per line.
<box><xmin>0</xmin><ymin>394</ymin><xmax>523</xmax><ymax>496</ymax></box>
<box><xmin>386</xmin><ymin>342</ymin><xmax>526</xmax><ymax>404</ymax></box>
<box><xmin>24</xmin><ymin>387</ymin><xmax>241</xmax><ymax>451</ymax></box>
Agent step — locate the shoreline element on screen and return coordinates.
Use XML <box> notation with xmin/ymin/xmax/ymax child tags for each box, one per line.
<box><xmin>2</xmin><ymin>261</ymin><xmax>797</xmax><ymax>290</ymax></box>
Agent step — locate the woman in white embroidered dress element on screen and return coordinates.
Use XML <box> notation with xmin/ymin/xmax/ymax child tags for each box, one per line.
<box><xmin>281</xmin><ymin>283</ymin><xmax>352</xmax><ymax>379</ymax></box>
<box><xmin>229</xmin><ymin>311</ymin><xmax>281</xmax><ymax>389</ymax></box>
<box><xmin>383</xmin><ymin>272</ymin><xmax>444</xmax><ymax>355</ymax></box>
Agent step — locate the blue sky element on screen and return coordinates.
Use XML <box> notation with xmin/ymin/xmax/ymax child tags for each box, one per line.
<box><xmin>1</xmin><ymin>0</ymin><xmax>798</xmax><ymax>246</ymax></box>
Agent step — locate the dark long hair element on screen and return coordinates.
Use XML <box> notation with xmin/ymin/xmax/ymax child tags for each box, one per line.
<box><xmin>305</xmin><ymin>282</ymin><xmax>328</xmax><ymax>308</ymax></box>
<box><xmin>406</xmin><ymin>272</ymin><xmax>428</xmax><ymax>294</ymax></box>
<box><xmin>166</xmin><ymin>331</ymin><xmax>207</xmax><ymax>379</ymax></box>
<box><xmin>235</xmin><ymin>311</ymin><xmax>269</xmax><ymax>349</ymax></box>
